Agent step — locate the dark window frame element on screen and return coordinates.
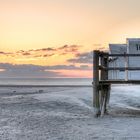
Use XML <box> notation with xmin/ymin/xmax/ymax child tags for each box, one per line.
<box><xmin>136</xmin><ymin>44</ymin><xmax>140</xmax><ymax>50</ymax></box>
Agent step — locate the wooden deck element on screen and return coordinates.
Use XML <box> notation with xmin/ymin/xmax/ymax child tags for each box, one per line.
<box><xmin>99</xmin><ymin>80</ymin><xmax>140</xmax><ymax>84</ymax></box>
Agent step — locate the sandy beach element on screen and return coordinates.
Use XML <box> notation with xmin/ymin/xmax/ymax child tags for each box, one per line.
<box><xmin>0</xmin><ymin>85</ymin><xmax>140</xmax><ymax>140</ymax></box>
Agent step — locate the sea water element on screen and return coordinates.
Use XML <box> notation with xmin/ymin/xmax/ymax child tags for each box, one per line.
<box><xmin>0</xmin><ymin>78</ymin><xmax>92</xmax><ymax>86</ymax></box>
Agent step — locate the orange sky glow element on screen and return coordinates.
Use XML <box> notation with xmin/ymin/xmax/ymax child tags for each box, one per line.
<box><xmin>0</xmin><ymin>0</ymin><xmax>140</xmax><ymax>78</ymax></box>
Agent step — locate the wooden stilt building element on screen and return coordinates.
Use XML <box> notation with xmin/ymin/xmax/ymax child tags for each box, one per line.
<box><xmin>93</xmin><ymin>38</ymin><xmax>140</xmax><ymax>117</ymax></box>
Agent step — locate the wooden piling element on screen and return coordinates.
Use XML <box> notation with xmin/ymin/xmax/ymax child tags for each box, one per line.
<box><xmin>93</xmin><ymin>51</ymin><xmax>111</xmax><ymax>117</ymax></box>
<box><xmin>93</xmin><ymin>50</ymin><xmax>100</xmax><ymax>117</ymax></box>
<box><xmin>103</xmin><ymin>54</ymin><xmax>110</xmax><ymax>114</ymax></box>
<box><xmin>100</xmin><ymin>54</ymin><xmax>110</xmax><ymax>116</ymax></box>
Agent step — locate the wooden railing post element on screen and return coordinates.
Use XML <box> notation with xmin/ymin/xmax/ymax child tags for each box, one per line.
<box><xmin>101</xmin><ymin>54</ymin><xmax>110</xmax><ymax>116</ymax></box>
<box><xmin>93</xmin><ymin>50</ymin><xmax>100</xmax><ymax>116</ymax></box>
<box><xmin>97</xmin><ymin>52</ymin><xmax>110</xmax><ymax>116</ymax></box>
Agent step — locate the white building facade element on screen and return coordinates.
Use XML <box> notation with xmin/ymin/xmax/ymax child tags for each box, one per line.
<box><xmin>109</xmin><ymin>38</ymin><xmax>140</xmax><ymax>80</ymax></box>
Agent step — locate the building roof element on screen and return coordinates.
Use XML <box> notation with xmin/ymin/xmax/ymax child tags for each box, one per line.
<box><xmin>126</xmin><ymin>38</ymin><xmax>140</xmax><ymax>41</ymax></box>
<box><xmin>109</xmin><ymin>44</ymin><xmax>127</xmax><ymax>54</ymax></box>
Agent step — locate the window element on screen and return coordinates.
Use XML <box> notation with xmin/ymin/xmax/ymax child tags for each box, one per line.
<box><xmin>136</xmin><ymin>44</ymin><xmax>140</xmax><ymax>50</ymax></box>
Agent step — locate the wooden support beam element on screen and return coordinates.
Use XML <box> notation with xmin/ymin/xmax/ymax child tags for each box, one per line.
<box><xmin>100</xmin><ymin>85</ymin><xmax>110</xmax><ymax>116</ymax></box>
<box><xmin>93</xmin><ymin>50</ymin><xmax>100</xmax><ymax>117</ymax></box>
<box><xmin>93</xmin><ymin>50</ymin><xmax>111</xmax><ymax>117</ymax></box>
<box><xmin>99</xmin><ymin>66</ymin><xmax>140</xmax><ymax>71</ymax></box>
<box><xmin>99</xmin><ymin>80</ymin><xmax>140</xmax><ymax>84</ymax></box>
<box><xmin>100</xmin><ymin>54</ymin><xmax>110</xmax><ymax>117</ymax></box>
<box><xmin>105</xmin><ymin>53</ymin><xmax>140</xmax><ymax>57</ymax></box>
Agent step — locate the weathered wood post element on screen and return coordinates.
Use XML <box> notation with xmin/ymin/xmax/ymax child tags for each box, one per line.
<box><xmin>100</xmin><ymin>53</ymin><xmax>111</xmax><ymax>116</ymax></box>
<box><xmin>104</xmin><ymin>54</ymin><xmax>110</xmax><ymax>111</ymax></box>
<box><xmin>93</xmin><ymin>50</ymin><xmax>100</xmax><ymax>117</ymax></box>
<box><xmin>100</xmin><ymin>53</ymin><xmax>106</xmax><ymax>116</ymax></box>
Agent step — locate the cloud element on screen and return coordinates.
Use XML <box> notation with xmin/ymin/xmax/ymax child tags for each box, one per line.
<box><xmin>0</xmin><ymin>63</ymin><xmax>59</xmax><ymax>78</ymax></box>
<box><xmin>0</xmin><ymin>51</ymin><xmax>13</xmax><ymax>55</ymax></box>
<box><xmin>43</xmin><ymin>54</ymin><xmax>55</xmax><ymax>57</ymax></box>
<box><xmin>0</xmin><ymin>51</ymin><xmax>6</xmax><ymax>54</ymax></box>
<box><xmin>27</xmin><ymin>45</ymin><xmax>80</xmax><ymax>54</ymax></box>
<box><xmin>67</xmin><ymin>51</ymin><xmax>93</xmax><ymax>64</ymax></box>
<box><xmin>45</xmin><ymin>64</ymin><xmax>91</xmax><ymax>70</ymax></box>
<box><xmin>30</xmin><ymin>48</ymin><xmax>56</xmax><ymax>52</ymax></box>
<box><xmin>22</xmin><ymin>52</ymin><xmax>31</xmax><ymax>56</ymax></box>
<box><xmin>0</xmin><ymin>45</ymin><xmax>81</xmax><ymax>58</ymax></box>
<box><xmin>58</xmin><ymin>45</ymin><xmax>80</xmax><ymax>53</ymax></box>
<box><xmin>57</xmin><ymin>45</ymin><xmax>81</xmax><ymax>56</ymax></box>
<box><xmin>0</xmin><ymin>63</ymin><xmax>91</xmax><ymax>78</ymax></box>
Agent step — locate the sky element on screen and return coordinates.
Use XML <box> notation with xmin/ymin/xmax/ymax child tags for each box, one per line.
<box><xmin>0</xmin><ymin>0</ymin><xmax>140</xmax><ymax>78</ymax></box>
